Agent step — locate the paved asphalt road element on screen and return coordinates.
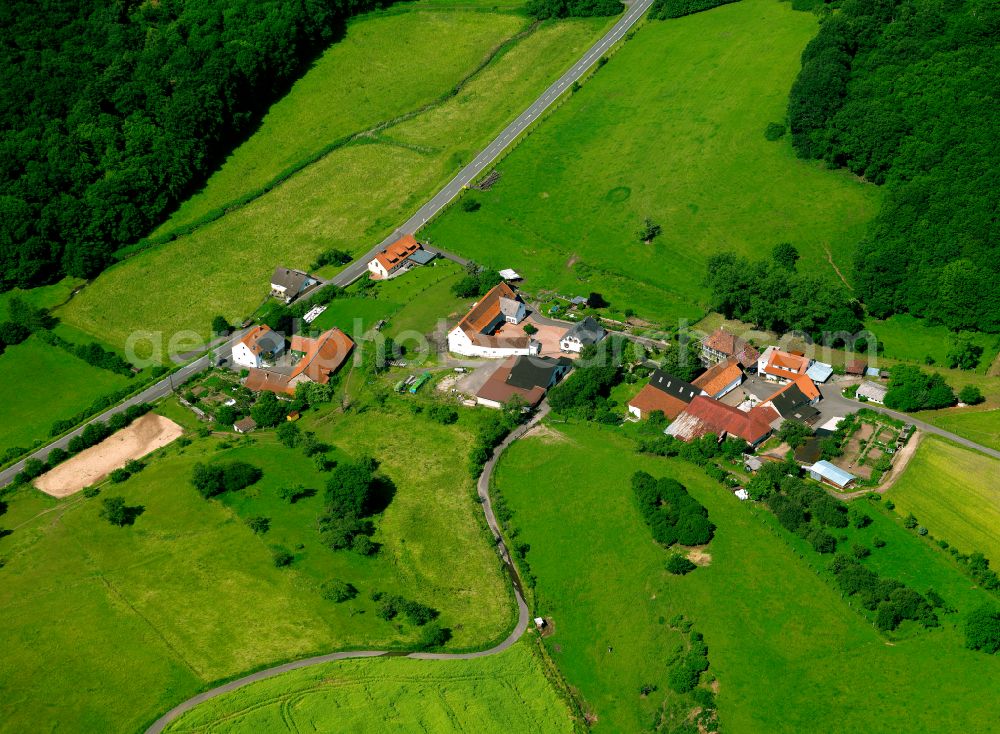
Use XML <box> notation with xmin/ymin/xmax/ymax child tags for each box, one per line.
<box><xmin>818</xmin><ymin>384</ymin><xmax>1000</xmax><ymax>460</ymax></box>
<box><xmin>326</xmin><ymin>0</ymin><xmax>656</xmax><ymax>288</ymax></box>
<box><xmin>144</xmin><ymin>406</ymin><xmax>544</xmax><ymax>733</ymax></box>
<box><xmin>0</xmin><ymin>0</ymin><xmax>652</xmax><ymax>489</ymax></box>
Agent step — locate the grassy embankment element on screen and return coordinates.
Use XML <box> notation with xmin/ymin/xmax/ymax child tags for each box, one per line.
<box><xmin>0</xmin><ymin>397</ymin><xmax>514</xmax><ymax>732</ymax></box>
<box><xmin>423</xmin><ymin>0</ymin><xmax>879</xmax><ymax>325</ymax></box>
<box><xmin>491</xmin><ymin>421</ymin><xmax>1000</xmax><ymax>732</ymax></box>
<box><xmin>162</xmin><ymin>640</ymin><xmax>575</xmax><ymax>733</ymax></box>
<box><xmin>58</xmin><ymin>10</ymin><xmax>612</xmax><ymax>347</ymax></box>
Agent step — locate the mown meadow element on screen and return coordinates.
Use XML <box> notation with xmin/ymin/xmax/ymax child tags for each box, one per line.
<box><xmin>0</xmin><ymin>397</ymin><xmax>514</xmax><ymax>732</ymax></box>
<box><xmin>423</xmin><ymin>0</ymin><xmax>880</xmax><ymax>325</ymax></box>
<box><xmin>493</xmin><ymin>421</ymin><xmax>1000</xmax><ymax>732</ymax></box>
<box><xmin>887</xmin><ymin>436</ymin><xmax>1000</xmax><ymax>562</ymax></box>
<box><xmin>163</xmin><ymin>640</ymin><xmax>575</xmax><ymax>733</ymax></box>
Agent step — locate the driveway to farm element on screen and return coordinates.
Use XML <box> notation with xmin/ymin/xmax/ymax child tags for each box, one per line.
<box><xmin>144</xmin><ymin>405</ymin><xmax>546</xmax><ymax>733</ymax></box>
<box><xmin>818</xmin><ymin>383</ymin><xmax>1000</xmax><ymax>460</ymax></box>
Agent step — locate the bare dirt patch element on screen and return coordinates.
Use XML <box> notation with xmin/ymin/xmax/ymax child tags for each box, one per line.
<box><xmin>686</xmin><ymin>547</ymin><xmax>712</xmax><ymax>566</ymax></box>
<box><xmin>35</xmin><ymin>414</ymin><xmax>183</xmax><ymax>497</ymax></box>
<box><xmin>525</xmin><ymin>423</ymin><xmax>571</xmax><ymax>445</ymax></box>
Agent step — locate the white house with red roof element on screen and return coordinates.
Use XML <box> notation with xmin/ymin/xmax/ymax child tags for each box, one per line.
<box><xmin>367</xmin><ymin>234</ymin><xmax>421</xmax><ymax>280</ymax></box>
<box><xmin>447</xmin><ymin>282</ymin><xmax>537</xmax><ymax>358</ymax></box>
<box><xmin>232</xmin><ymin>325</ymin><xmax>285</xmax><ymax>369</ymax></box>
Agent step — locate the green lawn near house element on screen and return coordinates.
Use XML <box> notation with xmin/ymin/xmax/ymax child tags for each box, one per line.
<box><xmin>864</xmin><ymin>314</ymin><xmax>999</xmax><ymax>374</ymax></box>
<box><xmin>493</xmin><ymin>420</ymin><xmax>1000</xmax><ymax>732</ymax></box>
<box><xmin>58</xmin><ymin>16</ymin><xmax>611</xmax><ymax>348</ymax></box>
<box><xmin>0</xmin><ymin>336</ymin><xmax>133</xmax><ymax>456</ymax></box>
<box><xmin>422</xmin><ymin>0</ymin><xmax>879</xmax><ymax>327</ymax></box>
<box><xmin>0</xmin><ymin>401</ymin><xmax>512</xmax><ymax>732</ymax></box>
<box><xmin>158</xmin><ymin>9</ymin><xmax>529</xmax><ymax>236</ymax></box>
<box><xmin>886</xmin><ymin>435</ymin><xmax>1000</xmax><ymax>562</ymax></box>
<box><xmin>162</xmin><ymin>640</ymin><xmax>574</xmax><ymax>733</ymax></box>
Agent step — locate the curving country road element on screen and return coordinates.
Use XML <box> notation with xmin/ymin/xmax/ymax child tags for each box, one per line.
<box><xmin>0</xmin><ymin>0</ymin><xmax>652</xmax><ymax>490</ymax></box>
<box><xmin>144</xmin><ymin>405</ymin><xmax>547</xmax><ymax>733</ymax></box>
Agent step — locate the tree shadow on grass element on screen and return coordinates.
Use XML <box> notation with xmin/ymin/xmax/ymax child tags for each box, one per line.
<box><xmin>365</xmin><ymin>476</ymin><xmax>396</xmax><ymax>516</ymax></box>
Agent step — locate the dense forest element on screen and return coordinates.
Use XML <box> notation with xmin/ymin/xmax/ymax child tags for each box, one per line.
<box><xmin>0</xmin><ymin>0</ymin><xmax>394</xmax><ymax>291</ymax></box>
<box><xmin>788</xmin><ymin>0</ymin><xmax>999</xmax><ymax>332</ymax></box>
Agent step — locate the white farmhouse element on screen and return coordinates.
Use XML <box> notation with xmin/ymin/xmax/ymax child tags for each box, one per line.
<box><xmin>367</xmin><ymin>234</ymin><xmax>420</xmax><ymax>280</ymax></box>
<box><xmin>232</xmin><ymin>325</ymin><xmax>285</xmax><ymax>369</ymax></box>
<box><xmin>270</xmin><ymin>267</ymin><xmax>316</xmax><ymax>304</ymax></box>
<box><xmin>447</xmin><ymin>282</ymin><xmax>538</xmax><ymax>358</ymax></box>
<box><xmin>559</xmin><ymin>316</ymin><xmax>606</xmax><ymax>353</ymax></box>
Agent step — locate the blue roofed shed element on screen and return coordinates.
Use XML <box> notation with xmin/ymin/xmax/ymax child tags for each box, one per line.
<box><xmin>805</xmin><ymin>361</ymin><xmax>834</xmax><ymax>383</ymax></box>
<box><xmin>807</xmin><ymin>460</ymin><xmax>857</xmax><ymax>489</ymax></box>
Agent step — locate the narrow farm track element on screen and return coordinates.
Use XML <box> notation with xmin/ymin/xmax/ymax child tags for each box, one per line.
<box><xmin>144</xmin><ymin>406</ymin><xmax>545</xmax><ymax>734</ymax></box>
<box><xmin>0</xmin><ymin>0</ymin><xmax>654</xmax><ymax>490</ymax></box>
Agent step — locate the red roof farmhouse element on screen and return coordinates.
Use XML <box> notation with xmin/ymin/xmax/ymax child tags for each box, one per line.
<box><xmin>447</xmin><ymin>282</ymin><xmax>538</xmax><ymax>358</ymax></box>
<box><xmin>666</xmin><ymin>396</ymin><xmax>778</xmax><ymax>447</ymax></box>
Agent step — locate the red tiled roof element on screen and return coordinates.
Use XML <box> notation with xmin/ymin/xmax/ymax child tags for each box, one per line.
<box><xmin>373</xmin><ymin>234</ymin><xmax>420</xmax><ymax>271</ymax></box>
<box><xmin>476</xmin><ymin>358</ymin><xmax>545</xmax><ymax>407</ymax></box>
<box><xmin>628</xmin><ymin>383</ymin><xmax>689</xmax><ymax>419</ymax></box>
<box><xmin>290</xmin><ymin>328</ymin><xmax>354</xmax><ymax>384</ymax></box>
<box><xmin>702</xmin><ymin>328</ymin><xmax>759</xmax><ymax>366</ymax></box>
<box><xmin>692</xmin><ymin>358</ymin><xmax>742</xmax><ymax>396</ymax></box>
<box><xmin>455</xmin><ymin>282</ymin><xmax>530</xmax><ymax>349</ymax></box>
<box><xmin>846</xmin><ymin>359</ymin><xmax>867</xmax><ymax>375</ymax></box>
<box><xmin>766</xmin><ymin>349</ymin><xmax>810</xmax><ymax>375</ymax></box>
<box><xmin>244</xmin><ymin>368</ymin><xmax>294</xmax><ymax>395</ymax></box>
<box><xmin>241</xmin><ymin>325</ymin><xmax>278</xmax><ymax>355</ymax></box>
<box><xmin>669</xmin><ymin>396</ymin><xmax>776</xmax><ymax>444</ymax></box>
<box><xmin>763</xmin><ymin>373</ymin><xmax>820</xmax><ymax>402</ymax></box>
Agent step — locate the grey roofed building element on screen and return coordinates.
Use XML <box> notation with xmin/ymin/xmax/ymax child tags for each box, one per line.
<box><xmin>506</xmin><ymin>355</ymin><xmax>572</xmax><ymax>390</ymax></box>
<box><xmin>856</xmin><ymin>380</ymin><xmax>888</xmax><ymax>403</ymax></box>
<box><xmin>807</xmin><ymin>460</ymin><xmax>857</xmax><ymax>489</ymax></box>
<box><xmin>768</xmin><ymin>384</ymin><xmax>820</xmax><ymax>423</ymax></box>
<box><xmin>271</xmin><ymin>266</ymin><xmax>309</xmax><ymax>293</ymax></box>
<box><xmin>407</xmin><ymin>249</ymin><xmax>436</xmax><ymax>265</ymax></box>
<box><xmin>561</xmin><ymin>316</ymin><xmax>605</xmax><ymax>347</ymax></box>
<box><xmin>806</xmin><ymin>361</ymin><xmax>834</xmax><ymax>383</ymax></box>
<box><xmin>647</xmin><ymin>370</ymin><xmax>703</xmax><ymax>404</ymax></box>
<box><xmin>499</xmin><ymin>296</ymin><xmax>523</xmax><ymax>319</ymax></box>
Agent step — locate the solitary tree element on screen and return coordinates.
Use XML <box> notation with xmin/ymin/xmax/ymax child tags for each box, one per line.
<box><xmin>211</xmin><ymin>315</ymin><xmax>231</xmax><ymax>336</ymax></box>
<box><xmin>638</xmin><ymin>218</ymin><xmax>661</xmax><ymax>243</ymax></box>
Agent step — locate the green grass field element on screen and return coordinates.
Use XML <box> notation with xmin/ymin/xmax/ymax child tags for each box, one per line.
<box><xmin>922</xmin><ymin>410</ymin><xmax>1000</xmax><ymax>453</ymax></box>
<box><xmin>423</xmin><ymin>0</ymin><xmax>879</xmax><ymax>325</ymax></box>
<box><xmin>0</xmin><ymin>399</ymin><xmax>512</xmax><ymax>731</ymax></box>
<box><xmin>308</xmin><ymin>260</ymin><xmax>470</xmax><ymax>343</ymax></box>
<box><xmin>887</xmin><ymin>436</ymin><xmax>1000</xmax><ymax>561</ymax></box>
<box><xmin>158</xmin><ymin>9</ymin><xmax>528</xmax><ymax>235</ymax></box>
<box><xmin>163</xmin><ymin>641</ymin><xmax>574</xmax><ymax>733</ymax></box>
<box><xmin>865</xmin><ymin>314</ymin><xmax>1000</xmax><ymax>374</ymax></box>
<box><xmin>493</xmin><ymin>421</ymin><xmax>1000</xmax><ymax>732</ymax></box>
<box><xmin>0</xmin><ymin>278</ymin><xmax>83</xmax><ymax>320</ymax></box>
<box><xmin>0</xmin><ymin>336</ymin><xmax>133</xmax><ymax>455</ymax></box>
<box><xmin>59</xmin><ymin>14</ymin><xmax>610</xmax><ymax>348</ymax></box>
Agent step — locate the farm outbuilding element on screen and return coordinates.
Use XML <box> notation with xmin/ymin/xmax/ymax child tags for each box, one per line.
<box><xmin>807</xmin><ymin>460</ymin><xmax>857</xmax><ymax>490</ymax></box>
<box><xmin>856</xmin><ymin>380</ymin><xmax>888</xmax><ymax>404</ymax></box>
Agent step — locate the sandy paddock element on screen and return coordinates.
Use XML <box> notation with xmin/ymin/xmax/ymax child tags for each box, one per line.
<box><xmin>35</xmin><ymin>414</ymin><xmax>183</xmax><ymax>497</ymax></box>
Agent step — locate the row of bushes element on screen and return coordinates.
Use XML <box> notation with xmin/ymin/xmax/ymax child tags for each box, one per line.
<box><xmin>650</xmin><ymin>0</ymin><xmax>737</xmax><ymax>20</ymax></box>
<box><xmin>632</xmin><ymin>471</ymin><xmax>714</xmax><ymax>547</ymax></box>
<box><xmin>829</xmin><ymin>555</ymin><xmax>939</xmax><ymax>632</ymax></box>
<box><xmin>14</xmin><ymin>403</ymin><xmax>152</xmax><ymax>484</ymax></box>
<box><xmin>190</xmin><ymin>461</ymin><xmax>262</xmax><ymax>498</ymax></box>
